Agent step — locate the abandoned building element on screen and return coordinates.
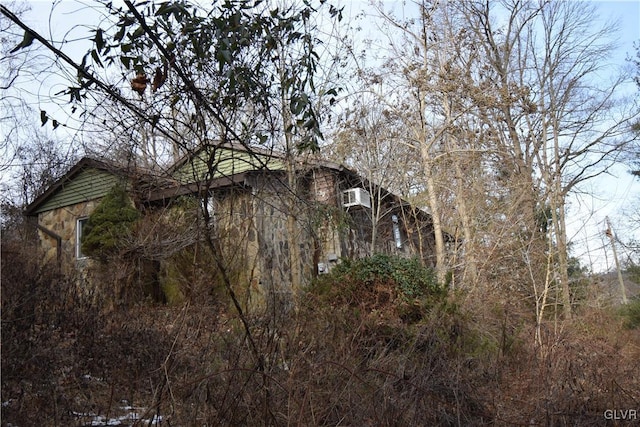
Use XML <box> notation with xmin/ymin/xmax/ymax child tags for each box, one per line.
<box><xmin>25</xmin><ymin>142</ymin><xmax>438</xmax><ymax>307</ymax></box>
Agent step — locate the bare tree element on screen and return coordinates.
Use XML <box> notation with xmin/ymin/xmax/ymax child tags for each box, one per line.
<box><xmin>1</xmin><ymin>2</ymin><xmax>75</xmax><ymax>231</ymax></box>
<box><xmin>464</xmin><ymin>0</ymin><xmax>638</xmax><ymax>318</ymax></box>
<box><xmin>354</xmin><ymin>0</ymin><xmax>503</xmax><ymax>286</ymax></box>
<box><xmin>330</xmin><ymin>90</ymin><xmax>419</xmax><ymax>253</ymax></box>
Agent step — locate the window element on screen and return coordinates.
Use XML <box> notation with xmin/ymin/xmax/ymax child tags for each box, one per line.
<box><xmin>201</xmin><ymin>194</ymin><xmax>216</xmax><ymax>223</ymax></box>
<box><xmin>392</xmin><ymin>215</ymin><xmax>402</xmax><ymax>249</ymax></box>
<box><xmin>76</xmin><ymin>217</ymin><xmax>89</xmax><ymax>259</ymax></box>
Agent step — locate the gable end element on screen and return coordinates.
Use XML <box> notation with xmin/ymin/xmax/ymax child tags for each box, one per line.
<box><xmin>31</xmin><ymin>168</ymin><xmax>122</xmax><ymax>214</ymax></box>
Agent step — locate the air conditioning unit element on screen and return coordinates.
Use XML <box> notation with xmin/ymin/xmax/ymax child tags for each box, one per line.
<box><xmin>342</xmin><ymin>188</ymin><xmax>371</xmax><ymax>209</ymax></box>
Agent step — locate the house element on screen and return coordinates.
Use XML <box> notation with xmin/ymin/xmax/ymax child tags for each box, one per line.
<box><xmin>24</xmin><ymin>157</ymin><xmax>142</xmax><ymax>274</ymax></box>
<box><xmin>25</xmin><ymin>143</ymin><xmax>438</xmax><ymax>308</ymax></box>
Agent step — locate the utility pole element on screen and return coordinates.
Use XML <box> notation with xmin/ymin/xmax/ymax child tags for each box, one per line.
<box><xmin>605</xmin><ymin>217</ymin><xmax>628</xmax><ymax>304</ymax></box>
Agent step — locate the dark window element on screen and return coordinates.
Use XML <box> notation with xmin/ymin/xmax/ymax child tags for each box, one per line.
<box><xmin>76</xmin><ymin>217</ymin><xmax>89</xmax><ymax>258</ymax></box>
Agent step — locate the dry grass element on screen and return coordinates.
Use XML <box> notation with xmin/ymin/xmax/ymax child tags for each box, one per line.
<box><xmin>2</xmin><ymin>244</ymin><xmax>640</xmax><ymax>426</ymax></box>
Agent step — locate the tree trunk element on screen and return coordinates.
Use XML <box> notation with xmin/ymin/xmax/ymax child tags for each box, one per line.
<box><xmin>420</xmin><ymin>148</ymin><xmax>447</xmax><ymax>285</ymax></box>
<box><xmin>453</xmin><ymin>159</ymin><xmax>478</xmax><ymax>288</ymax></box>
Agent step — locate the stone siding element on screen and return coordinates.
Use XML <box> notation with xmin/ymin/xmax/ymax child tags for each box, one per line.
<box><xmin>37</xmin><ymin>200</ymin><xmax>99</xmax><ymax>274</ymax></box>
<box><xmin>247</xmin><ymin>175</ymin><xmax>314</xmax><ymax>308</ymax></box>
<box><xmin>211</xmin><ymin>188</ymin><xmax>263</xmax><ymax>310</ymax></box>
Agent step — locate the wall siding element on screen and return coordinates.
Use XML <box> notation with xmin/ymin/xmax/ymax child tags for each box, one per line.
<box><xmin>34</xmin><ymin>169</ymin><xmax>122</xmax><ymax>214</ymax></box>
<box><xmin>175</xmin><ymin>147</ymin><xmax>284</xmax><ymax>184</ymax></box>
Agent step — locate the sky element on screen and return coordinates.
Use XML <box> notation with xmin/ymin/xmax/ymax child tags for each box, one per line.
<box><xmin>562</xmin><ymin>1</ymin><xmax>640</xmax><ymax>272</ymax></box>
<box><xmin>4</xmin><ymin>0</ymin><xmax>640</xmax><ymax>272</ymax></box>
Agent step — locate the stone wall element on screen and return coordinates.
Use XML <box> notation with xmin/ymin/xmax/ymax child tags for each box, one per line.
<box><xmin>196</xmin><ymin>176</ymin><xmax>329</xmax><ymax>312</ymax></box>
<box><xmin>310</xmin><ymin>168</ymin><xmax>338</xmax><ymax>204</ymax></box>
<box><xmin>247</xmin><ymin>174</ymin><xmax>315</xmax><ymax>310</ymax></box>
<box><xmin>37</xmin><ymin>200</ymin><xmax>99</xmax><ymax>275</ymax></box>
<box><xmin>244</xmin><ymin>169</ymin><xmax>438</xmax><ymax>298</ymax></box>
<box><xmin>307</xmin><ymin>169</ymin><xmax>344</xmax><ymax>273</ymax></box>
<box><xmin>211</xmin><ymin>188</ymin><xmax>263</xmax><ymax>310</ymax></box>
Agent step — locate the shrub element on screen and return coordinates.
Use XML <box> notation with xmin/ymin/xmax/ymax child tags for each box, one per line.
<box><xmin>311</xmin><ymin>254</ymin><xmax>444</xmax><ymax>322</ymax></box>
<box><xmin>620</xmin><ymin>296</ymin><xmax>640</xmax><ymax>329</ymax></box>
<box><xmin>82</xmin><ymin>183</ymin><xmax>140</xmax><ymax>260</ymax></box>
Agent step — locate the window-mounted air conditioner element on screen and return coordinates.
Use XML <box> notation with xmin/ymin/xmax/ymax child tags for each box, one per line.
<box><xmin>342</xmin><ymin>188</ymin><xmax>371</xmax><ymax>209</ymax></box>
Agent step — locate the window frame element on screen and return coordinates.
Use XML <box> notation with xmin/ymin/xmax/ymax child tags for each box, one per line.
<box><xmin>76</xmin><ymin>217</ymin><xmax>89</xmax><ymax>259</ymax></box>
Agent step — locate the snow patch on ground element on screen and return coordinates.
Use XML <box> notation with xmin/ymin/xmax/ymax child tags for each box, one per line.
<box><xmin>73</xmin><ymin>402</ymin><xmax>164</xmax><ymax>427</ymax></box>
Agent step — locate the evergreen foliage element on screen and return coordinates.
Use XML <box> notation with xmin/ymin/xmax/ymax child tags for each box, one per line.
<box><xmin>81</xmin><ymin>183</ymin><xmax>140</xmax><ymax>260</ymax></box>
<box><xmin>620</xmin><ymin>296</ymin><xmax>640</xmax><ymax>329</ymax></box>
<box><xmin>311</xmin><ymin>254</ymin><xmax>445</xmax><ymax>323</ymax></box>
<box><xmin>329</xmin><ymin>253</ymin><xmax>441</xmax><ymax>297</ymax></box>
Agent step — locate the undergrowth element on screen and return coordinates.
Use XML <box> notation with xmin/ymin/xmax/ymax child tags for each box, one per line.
<box><xmin>3</xmin><ymin>248</ymin><xmax>640</xmax><ymax>426</ymax></box>
<box><xmin>619</xmin><ymin>295</ymin><xmax>640</xmax><ymax>329</ymax></box>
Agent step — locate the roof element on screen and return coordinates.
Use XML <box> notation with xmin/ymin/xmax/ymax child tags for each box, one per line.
<box><xmin>24</xmin><ymin>144</ymin><xmax>436</xmax><ymax>227</ymax></box>
<box><xmin>169</xmin><ymin>141</ymin><xmax>356</xmax><ymax>177</ymax></box>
